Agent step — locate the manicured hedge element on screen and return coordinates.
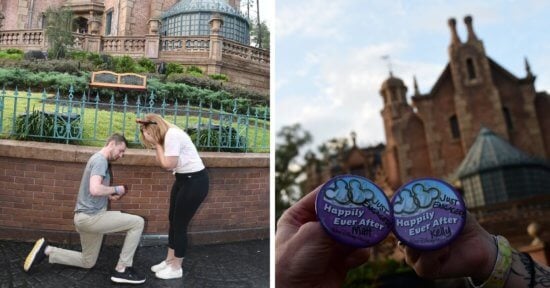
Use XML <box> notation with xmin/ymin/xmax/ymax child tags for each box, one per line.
<box><xmin>0</xmin><ymin>67</ymin><xmax>268</xmax><ymax>115</ymax></box>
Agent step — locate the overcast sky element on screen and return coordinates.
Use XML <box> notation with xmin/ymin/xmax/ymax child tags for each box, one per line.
<box><xmin>274</xmin><ymin>0</ymin><xmax>550</xmax><ymax>159</ymax></box>
<box><xmin>240</xmin><ymin>0</ymin><xmax>274</xmax><ymax>29</ymax></box>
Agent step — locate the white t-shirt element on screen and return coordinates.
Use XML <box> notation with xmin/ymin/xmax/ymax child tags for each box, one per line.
<box><xmin>164</xmin><ymin>127</ymin><xmax>205</xmax><ymax>173</ymax></box>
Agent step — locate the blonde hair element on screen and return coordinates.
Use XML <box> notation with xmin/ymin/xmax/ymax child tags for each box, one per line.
<box><xmin>139</xmin><ymin>114</ymin><xmax>176</xmax><ymax>148</ymax></box>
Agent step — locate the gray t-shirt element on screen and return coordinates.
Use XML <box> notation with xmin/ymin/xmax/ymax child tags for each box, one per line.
<box><xmin>74</xmin><ymin>152</ymin><xmax>111</xmax><ymax>214</ymax></box>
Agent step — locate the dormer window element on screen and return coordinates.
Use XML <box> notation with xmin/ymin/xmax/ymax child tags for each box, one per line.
<box><xmin>450</xmin><ymin>115</ymin><xmax>460</xmax><ymax>139</ymax></box>
<box><xmin>466</xmin><ymin>58</ymin><xmax>477</xmax><ymax>80</ymax></box>
<box><xmin>502</xmin><ymin>107</ymin><xmax>513</xmax><ymax>131</ymax></box>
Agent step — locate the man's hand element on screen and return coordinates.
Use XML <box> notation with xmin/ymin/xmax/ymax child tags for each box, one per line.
<box><xmin>276</xmin><ymin>185</ymin><xmax>370</xmax><ymax>288</ymax></box>
<box><xmin>399</xmin><ymin>213</ymin><xmax>497</xmax><ymax>281</ymax></box>
<box><xmin>109</xmin><ymin>185</ymin><xmax>128</xmax><ymax>201</ymax></box>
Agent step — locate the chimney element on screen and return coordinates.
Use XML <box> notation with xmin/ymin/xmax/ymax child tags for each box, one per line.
<box><xmin>464</xmin><ymin>15</ymin><xmax>478</xmax><ymax>42</ymax></box>
<box><xmin>448</xmin><ymin>18</ymin><xmax>461</xmax><ymax>45</ymax></box>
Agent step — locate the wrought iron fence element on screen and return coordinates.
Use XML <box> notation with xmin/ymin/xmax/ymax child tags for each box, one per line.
<box><xmin>0</xmin><ymin>85</ymin><xmax>270</xmax><ymax>153</ymax></box>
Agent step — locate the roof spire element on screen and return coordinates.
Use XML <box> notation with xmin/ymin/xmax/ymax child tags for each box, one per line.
<box><xmin>382</xmin><ymin>55</ymin><xmax>393</xmax><ymax>77</ymax></box>
<box><xmin>525</xmin><ymin>57</ymin><xmax>534</xmax><ymax>79</ymax></box>
<box><xmin>413</xmin><ymin>76</ymin><xmax>420</xmax><ymax>96</ymax></box>
<box><xmin>447</xmin><ymin>18</ymin><xmax>461</xmax><ymax>45</ymax></box>
<box><xmin>464</xmin><ymin>15</ymin><xmax>478</xmax><ymax>42</ymax></box>
<box><xmin>351</xmin><ymin>131</ymin><xmax>357</xmax><ymax>147</ymax></box>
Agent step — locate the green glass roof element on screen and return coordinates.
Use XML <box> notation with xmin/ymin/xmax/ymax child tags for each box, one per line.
<box><xmin>162</xmin><ymin>0</ymin><xmax>246</xmax><ymax>19</ymax></box>
<box><xmin>456</xmin><ymin>127</ymin><xmax>547</xmax><ymax>178</ymax></box>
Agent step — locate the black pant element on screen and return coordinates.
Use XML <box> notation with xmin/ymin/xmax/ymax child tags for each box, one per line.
<box><xmin>168</xmin><ymin>169</ymin><xmax>209</xmax><ymax>258</ymax></box>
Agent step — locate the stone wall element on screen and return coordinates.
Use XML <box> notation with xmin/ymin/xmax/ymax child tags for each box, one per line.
<box><xmin>0</xmin><ymin>140</ymin><xmax>269</xmax><ymax>246</ymax></box>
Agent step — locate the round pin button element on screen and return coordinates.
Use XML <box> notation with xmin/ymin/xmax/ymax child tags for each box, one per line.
<box><xmin>391</xmin><ymin>178</ymin><xmax>466</xmax><ymax>250</ymax></box>
<box><xmin>315</xmin><ymin>175</ymin><xmax>393</xmax><ymax>248</ymax></box>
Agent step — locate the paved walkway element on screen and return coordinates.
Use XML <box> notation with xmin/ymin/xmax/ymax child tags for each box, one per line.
<box><xmin>0</xmin><ymin>239</ymin><xmax>269</xmax><ymax>288</ymax></box>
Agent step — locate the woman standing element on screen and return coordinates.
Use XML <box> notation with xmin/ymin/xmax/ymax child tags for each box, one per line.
<box><xmin>137</xmin><ymin>114</ymin><xmax>209</xmax><ymax>280</ymax></box>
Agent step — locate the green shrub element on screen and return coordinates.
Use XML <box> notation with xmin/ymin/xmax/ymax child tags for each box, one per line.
<box><xmin>16</xmin><ymin>59</ymin><xmax>94</xmax><ymax>75</ymax></box>
<box><xmin>18</xmin><ymin>60</ymin><xmax>55</xmax><ymax>73</ymax></box>
<box><xmin>186</xmin><ymin>65</ymin><xmax>203</xmax><ymax>74</ymax></box>
<box><xmin>0</xmin><ymin>67</ymin><xmax>89</xmax><ymax>92</ymax></box>
<box><xmin>6</xmin><ymin>49</ymin><xmax>24</xmax><ymax>55</ymax></box>
<box><xmin>0</xmin><ymin>58</ymin><xmax>22</xmax><ymax>68</ymax></box>
<box><xmin>165</xmin><ymin>72</ymin><xmax>267</xmax><ymax>105</ymax></box>
<box><xmin>168</xmin><ymin>73</ymin><xmax>221</xmax><ymax>90</ymax></box>
<box><xmin>69</xmin><ymin>50</ymin><xmax>89</xmax><ymax>61</ymax></box>
<box><xmin>209</xmin><ymin>74</ymin><xmax>229</xmax><ymax>81</ymax></box>
<box><xmin>137</xmin><ymin>57</ymin><xmax>156</xmax><ymax>73</ymax></box>
<box><xmin>86</xmin><ymin>52</ymin><xmax>102</xmax><ymax>66</ymax></box>
<box><xmin>187</xmin><ymin>125</ymin><xmax>246</xmax><ymax>152</ymax></box>
<box><xmin>187</xmin><ymin>70</ymin><xmax>203</xmax><ymax>78</ymax></box>
<box><xmin>0</xmin><ymin>49</ymin><xmax>24</xmax><ymax>60</ymax></box>
<box><xmin>51</xmin><ymin>60</ymin><xmax>80</xmax><ymax>74</ymax></box>
<box><xmin>113</xmin><ymin>55</ymin><xmax>137</xmax><ymax>73</ymax></box>
<box><xmin>0</xmin><ymin>68</ymin><xmax>25</xmax><ymax>87</ymax></box>
<box><xmin>15</xmin><ymin>109</ymin><xmax>82</xmax><ymax>144</ymax></box>
<box><xmin>166</xmin><ymin>63</ymin><xmax>184</xmax><ymax>75</ymax></box>
<box><xmin>0</xmin><ymin>51</ymin><xmax>23</xmax><ymax>60</ymax></box>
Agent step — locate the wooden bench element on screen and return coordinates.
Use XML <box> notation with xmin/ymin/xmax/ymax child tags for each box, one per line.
<box><xmin>89</xmin><ymin>70</ymin><xmax>147</xmax><ymax>91</ymax></box>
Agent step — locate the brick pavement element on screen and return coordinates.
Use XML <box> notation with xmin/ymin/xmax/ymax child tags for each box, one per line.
<box><xmin>0</xmin><ymin>239</ymin><xmax>269</xmax><ymax>288</ymax></box>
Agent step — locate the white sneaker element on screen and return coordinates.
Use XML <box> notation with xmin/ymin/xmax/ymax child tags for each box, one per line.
<box><xmin>151</xmin><ymin>260</ymin><xmax>167</xmax><ymax>273</ymax></box>
<box><xmin>155</xmin><ymin>266</ymin><xmax>183</xmax><ymax>280</ymax></box>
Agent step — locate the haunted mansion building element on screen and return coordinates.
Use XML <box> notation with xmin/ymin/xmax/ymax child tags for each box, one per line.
<box><xmin>0</xmin><ymin>0</ymin><xmax>269</xmax><ymax>93</ymax></box>
<box><xmin>304</xmin><ymin>16</ymin><xmax>550</xmax><ymax>222</ymax></box>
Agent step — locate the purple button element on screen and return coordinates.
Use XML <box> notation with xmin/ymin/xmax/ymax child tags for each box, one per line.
<box><xmin>391</xmin><ymin>178</ymin><xmax>466</xmax><ymax>250</ymax></box>
<box><xmin>315</xmin><ymin>175</ymin><xmax>393</xmax><ymax>248</ymax></box>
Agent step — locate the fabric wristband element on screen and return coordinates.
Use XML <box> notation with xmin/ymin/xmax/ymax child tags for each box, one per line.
<box><xmin>114</xmin><ymin>186</ymin><xmax>120</xmax><ymax>195</ymax></box>
<box><xmin>468</xmin><ymin>235</ymin><xmax>512</xmax><ymax>288</ymax></box>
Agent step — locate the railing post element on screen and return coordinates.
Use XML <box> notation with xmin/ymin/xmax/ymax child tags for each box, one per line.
<box><xmin>53</xmin><ymin>89</ymin><xmax>60</xmax><ymax>139</ymax></box>
<box><xmin>134</xmin><ymin>94</ymin><xmax>142</xmax><ymax>143</ymax></box>
<box><xmin>11</xmin><ymin>87</ymin><xmax>19</xmax><ymax>136</ymax></box>
<box><xmin>108</xmin><ymin>93</ymin><xmax>115</xmax><ymax>135</ymax></box>
<box><xmin>40</xmin><ymin>89</ymin><xmax>46</xmax><ymax>137</ymax></box>
<box><xmin>122</xmin><ymin>94</ymin><xmax>128</xmax><ymax>136</ymax></box>
<box><xmin>0</xmin><ymin>86</ymin><xmax>5</xmax><ymax>134</ymax></box>
<box><xmin>93</xmin><ymin>92</ymin><xmax>100</xmax><ymax>139</ymax></box>
<box><xmin>79</xmin><ymin>91</ymin><xmax>86</xmax><ymax>139</ymax></box>
<box><xmin>66</xmin><ymin>85</ymin><xmax>74</xmax><ymax>143</ymax></box>
<box><xmin>207</xmin><ymin>102</ymin><xmax>213</xmax><ymax>149</ymax></box>
<box><xmin>24</xmin><ymin>88</ymin><xmax>31</xmax><ymax>137</ymax></box>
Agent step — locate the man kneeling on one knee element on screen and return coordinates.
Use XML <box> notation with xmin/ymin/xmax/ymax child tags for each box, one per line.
<box><xmin>24</xmin><ymin>133</ymin><xmax>146</xmax><ymax>284</ymax></box>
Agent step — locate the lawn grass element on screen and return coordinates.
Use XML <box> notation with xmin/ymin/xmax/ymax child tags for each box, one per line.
<box><xmin>0</xmin><ymin>90</ymin><xmax>269</xmax><ymax>152</ymax></box>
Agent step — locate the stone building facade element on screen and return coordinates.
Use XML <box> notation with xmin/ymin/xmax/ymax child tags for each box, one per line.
<box><xmin>303</xmin><ymin>15</ymin><xmax>550</xmax><ymax>251</ymax></box>
<box><xmin>305</xmin><ymin>15</ymin><xmax>550</xmax><ymax>197</ymax></box>
<box><xmin>381</xmin><ymin>15</ymin><xmax>549</xmax><ymax>189</ymax></box>
<box><xmin>0</xmin><ymin>0</ymin><xmax>269</xmax><ymax>94</ymax></box>
<box><xmin>0</xmin><ymin>0</ymin><xmax>242</xmax><ymax>36</ymax></box>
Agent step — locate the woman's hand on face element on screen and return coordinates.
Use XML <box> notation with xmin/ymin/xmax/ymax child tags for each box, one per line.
<box><xmin>141</xmin><ymin>128</ymin><xmax>156</xmax><ymax>144</ymax></box>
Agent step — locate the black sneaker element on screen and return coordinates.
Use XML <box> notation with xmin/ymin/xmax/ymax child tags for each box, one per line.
<box><xmin>24</xmin><ymin>238</ymin><xmax>48</xmax><ymax>272</ymax></box>
<box><xmin>111</xmin><ymin>267</ymin><xmax>146</xmax><ymax>284</ymax></box>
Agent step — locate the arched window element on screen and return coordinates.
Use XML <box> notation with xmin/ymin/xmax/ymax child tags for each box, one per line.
<box><xmin>466</xmin><ymin>58</ymin><xmax>477</xmax><ymax>80</ymax></box>
<box><xmin>105</xmin><ymin>10</ymin><xmax>113</xmax><ymax>35</ymax></box>
<box><xmin>73</xmin><ymin>17</ymin><xmax>88</xmax><ymax>33</ymax></box>
<box><xmin>450</xmin><ymin>115</ymin><xmax>460</xmax><ymax>139</ymax></box>
<box><xmin>40</xmin><ymin>13</ymin><xmax>46</xmax><ymax>29</ymax></box>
